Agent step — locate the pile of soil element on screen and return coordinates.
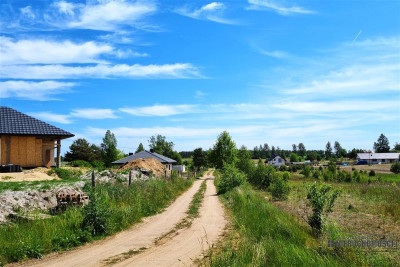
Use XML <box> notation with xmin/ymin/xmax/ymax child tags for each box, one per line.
<box><xmin>117</xmin><ymin>158</ymin><xmax>169</xmax><ymax>177</ymax></box>
<box><xmin>1</xmin><ymin>167</ymin><xmax>59</xmax><ymax>182</ymax></box>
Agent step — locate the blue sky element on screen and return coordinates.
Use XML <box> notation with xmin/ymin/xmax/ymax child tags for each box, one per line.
<box><xmin>1</xmin><ymin>0</ymin><xmax>399</xmax><ymax>155</ymax></box>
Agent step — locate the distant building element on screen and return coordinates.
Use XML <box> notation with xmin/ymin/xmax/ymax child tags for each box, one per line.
<box><xmin>266</xmin><ymin>155</ymin><xmax>285</xmax><ymax>167</ymax></box>
<box><xmin>356</xmin><ymin>153</ymin><xmax>400</xmax><ymax>164</ymax></box>
<box><xmin>0</xmin><ymin>107</ymin><xmax>74</xmax><ymax>168</ymax></box>
<box><xmin>172</xmin><ymin>165</ymin><xmax>186</xmax><ymax>173</ymax></box>
<box><xmin>112</xmin><ymin>149</ymin><xmax>176</xmax><ymax>171</ymax></box>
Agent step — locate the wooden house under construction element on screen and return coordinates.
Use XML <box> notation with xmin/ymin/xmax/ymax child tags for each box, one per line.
<box><xmin>0</xmin><ymin>107</ymin><xmax>74</xmax><ymax>168</ymax></box>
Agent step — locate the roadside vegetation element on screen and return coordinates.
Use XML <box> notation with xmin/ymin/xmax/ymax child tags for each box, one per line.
<box><xmin>204</xmin><ymin>131</ymin><xmax>399</xmax><ymax>266</ymax></box>
<box><xmin>0</xmin><ymin>175</ymin><xmax>193</xmax><ymax>265</ymax></box>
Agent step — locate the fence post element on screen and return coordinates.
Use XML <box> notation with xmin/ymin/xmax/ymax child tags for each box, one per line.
<box><xmin>91</xmin><ymin>171</ymin><xmax>96</xmax><ymax>188</ymax></box>
<box><xmin>129</xmin><ymin>170</ymin><xmax>132</xmax><ymax>185</ymax></box>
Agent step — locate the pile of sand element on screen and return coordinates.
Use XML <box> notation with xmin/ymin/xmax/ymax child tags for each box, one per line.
<box><xmin>117</xmin><ymin>158</ymin><xmax>169</xmax><ymax>177</ymax></box>
<box><xmin>1</xmin><ymin>167</ymin><xmax>59</xmax><ymax>182</ymax></box>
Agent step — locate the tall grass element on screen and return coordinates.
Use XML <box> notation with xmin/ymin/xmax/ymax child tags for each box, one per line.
<box><xmin>0</xmin><ymin>177</ymin><xmax>193</xmax><ymax>265</ymax></box>
<box><xmin>207</xmin><ymin>183</ymin><xmax>394</xmax><ymax>267</ymax></box>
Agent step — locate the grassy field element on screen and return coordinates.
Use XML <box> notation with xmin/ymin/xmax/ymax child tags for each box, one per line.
<box><xmin>205</xmin><ymin>183</ymin><xmax>396</xmax><ymax>266</ymax></box>
<box><xmin>0</xmin><ymin>176</ymin><xmax>193</xmax><ymax>265</ymax></box>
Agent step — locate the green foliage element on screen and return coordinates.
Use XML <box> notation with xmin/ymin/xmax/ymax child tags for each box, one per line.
<box><xmin>71</xmin><ymin>160</ymin><xmax>92</xmax><ymax>168</ymax></box>
<box><xmin>216</xmin><ymin>164</ymin><xmax>245</xmax><ymax>194</ymax></box>
<box><xmin>289</xmin><ymin>152</ymin><xmax>299</xmax><ymax>162</ymax></box>
<box><xmin>208</xmin><ymin>185</ymin><xmax>359</xmax><ymax>266</ymax></box>
<box><xmin>192</xmin><ymin>147</ymin><xmax>208</xmax><ymax>171</ymax></box>
<box><xmin>64</xmin><ymin>138</ymin><xmax>103</xmax><ymax>163</ymax></box>
<box><xmin>209</xmin><ymin>131</ymin><xmax>237</xmax><ymax>169</ymax></box>
<box><xmin>0</xmin><ymin>178</ymin><xmax>193</xmax><ymax>265</ymax></box>
<box><xmin>305</xmin><ymin>183</ymin><xmax>341</xmax><ymax>235</ymax></box>
<box><xmin>282</xmin><ymin>172</ymin><xmax>290</xmax><ymax>181</ymax></box>
<box><xmin>298</xmin><ymin>142</ymin><xmax>306</xmax><ymax>157</ymax></box>
<box><xmin>148</xmin><ymin>135</ymin><xmax>181</xmax><ymax>164</ymax></box>
<box><xmin>47</xmin><ymin>168</ymin><xmax>82</xmax><ymax>180</ymax></box>
<box><xmin>91</xmin><ymin>160</ymin><xmax>105</xmax><ymax>170</ymax></box>
<box><xmin>247</xmin><ymin>159</ymin><xmax>276</xmax><ymax>189</ymax></box>
<box><xmin>390</xmin><ymin>162</ymin><xmax>400</xmax><ymax>174</ymax></box>
<box><xmin>369</xmin><ymin>170</ymin><xmax>376</xmax><ymax>176</ymax></box>
<box><xmin>101</xmin><ymin>130</ymin><xmax>119</xmax><ymax>167</ymax></box>
<box><xmin>82</xmin><ymin>192</ymin><xmax>111</xmax><ymax>236</ymax></box>
<box><xmin>325</xmin><ymin>141</ymin><xmax>332</xmax><ymax>159</ymax></box>
<box><xmin>374</xmin><ymin>133</ymin><xmax>390</xmax><ymax>153</ymax></box>
<box><xmin>236</xmin><ymin>145</ymin><xmax>253</xmax><ymax>174</ymax></box>
<box><xmin>301</xmin><ymin>165</ymin><xmax>311</xmax><ymax>178</ymax></box>
<box><xmin>135</xmin><ymin>143</ymin><xmax>144</xmax><ymax>153</ymax></box>
<box><xmin>270</xmin><ymin>176</ymin><xmax>289</xmax><ymax>200</ymax></box>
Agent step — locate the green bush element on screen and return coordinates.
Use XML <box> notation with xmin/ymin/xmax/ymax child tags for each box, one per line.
<box><xmin>247</xmin><ymin>159</ymin><xmax>276</xmax><ymax>189</ymax></box>
<box><xmin>216</xmin><ymin>164</ymin><xmax>246</xmax><ymax>194</ymax></box>
<box><xmin>301</xmin><ymin>165</ymin><xmax>311</xmax><ymax>178</ymax></box>
<box><xmin>270</xmin><ymin>176</ymin><xmax>289</xmax><ymax>200</ymax></box>
<box><xmin>82</xmin><ymin>193</ymin><xmax>111</xmax><ymax>236</ymax></box>
<box><xmin>47</xmin><ymin>168</ymin><xmax>82</xmax><ymax>180</ymax></box>
<box><xmin>91</xmin><ymin>160</ymin><xmax>105</xmax><ymax>170</ymax></box>
<box><xmin>306</xmin><ymin>183</ymin><xmax>341</xmax><ymax>235</ymax></box>
<box><xmin>369</xmin><ymin>170</ymin><xmax>376</xmax><ymax>176</ymax></box>
<box><xmin>390</xmin><ymin>162</ymin><xmax>400</xmax><ymax>174</ymax></box>
<box><xmin>71</xmin><ymin>160</ymin><xmax>92</xmax><ymax>168</ymax></box>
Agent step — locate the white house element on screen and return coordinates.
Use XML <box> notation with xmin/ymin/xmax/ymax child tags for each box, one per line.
<box><xmin>172</xmin><ymin>165</ymin><xmax>186</xmax><ymax>173</ymax></box>
<box><xmin>266</xmin><ymin>156</ymin><xmax>286</xmax><ymax>167</ymax></box>
<box><xmin>356</xmin><ymin>153</ymin><xmax>399</xmax><ymax>164</ymax></box>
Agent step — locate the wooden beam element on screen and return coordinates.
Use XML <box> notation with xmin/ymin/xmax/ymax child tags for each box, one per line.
<box><xmin>56</xmin><ymin>139</ymin><xmax>61</xmax><ymax>168</ymax></box>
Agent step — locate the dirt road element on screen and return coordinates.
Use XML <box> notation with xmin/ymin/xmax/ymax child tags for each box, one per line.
<box><xmin>20</xmin><ymin>170</ymin><xmax>226</xmax><ymax>267</ymax></box>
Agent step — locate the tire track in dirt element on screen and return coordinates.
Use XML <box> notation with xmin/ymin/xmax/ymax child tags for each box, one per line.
<box><xmin>18</xmin><ymin>178</ymin><xmax>204</xmax><ymax>267</ymax></box>
<box><xmin>113</xmin><ymin>171</ymin><xmax>227</xmax><ymax>267</ymax></box>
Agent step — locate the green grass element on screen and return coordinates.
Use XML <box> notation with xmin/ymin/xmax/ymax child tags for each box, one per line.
<box><xmin>187</xmin><ymin>180</ymin><xmax>207</xmax><ymax>217</ymax></box>
<box><xmin>0</xmin><ymin>179</ymin><xmax>81</xmax><ymax>193</ymax></box>
<box><xmin>206</xmin><ymin>183</ymin><xmax>395</xmax><ymax>267</ymax></box>
<box><xmin>0</xmin><ymin>177</ymin><xmax>193</xmax><ymax>265</ymax></box>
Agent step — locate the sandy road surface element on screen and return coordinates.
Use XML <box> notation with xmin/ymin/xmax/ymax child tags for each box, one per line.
<box><xmin>17</xmin><ymin>177</ymin><xmax>205</xmax><ymax>267</ymax></box>
<box><xmin>114</xmin><ymin>171</ymin><xmax>227</xmax><ymax>266</ymax></box>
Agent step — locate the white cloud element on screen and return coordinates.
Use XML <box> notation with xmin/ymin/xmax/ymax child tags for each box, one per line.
<box><xmin>272</xmin><ymin>100</ymin><xmax>400</xmax><ymax>113</ymax></box>
<box><xmin>176</xmin><ymin>2</ymin><xmax>235</xmax><ymax>24</ymax></box>
<box><xmin>113</xmin><ymin>49</ymin><xmax>148</xmax><ymax>58</ymax></box>
<box><xmin>28</xmin><ymin>112</ymin><xmax>72</xmax><ymax>124</ymax></box>
<box><xmin>54</xmin><ymin>1</ymin><xmax>75</xmax><ymax>15</ymax></box>
<box><xmin>70</xmin><ymin>108</ymin><xmax>118</xmax><ymax>119</ymax></box>
<box><xmin>247</xmin><ymin>0</ymin><xmax>314</xmax><ymax>15</ymax></box>
<box><xmin>120</xmin><ymin>105</ymin><xmax>198</xmax><ymax>116</ymax></box>
<box><xmin>85</xmin><ymin>125</ymin><xmax>267</xmax><ymax>138</ymax></box>
<box><xmin>194</xmin><ymin>90</ymin><xmax>206</xmax><ymax>99</ymax></box>
<box><xmin>0</xmin><ymin>37</ymin><xmax>113</xmax><ymax>65</ymax></box>
<box><xmin>20</xmin><ymin>6</ymin><xmax>35</xmax><ymax>19</ymax></box>
<box><xmin>0</xmin><ymin>63</ymin><xmax>201</xmax><ymax>79</ymax></box>
<box><xmin>0</xmin><ymin>80</ymin><xmax>75</xmax><ymax>100</ymax></box>
<box><xmin>63</xmin><ymin>0</ymin><xmax>157</xmax><ymax>31</ymax></box>
<box><xmin>258</xmin><ymin>49</ymin><xmax>288</xmax><ymax>58</ymax></box>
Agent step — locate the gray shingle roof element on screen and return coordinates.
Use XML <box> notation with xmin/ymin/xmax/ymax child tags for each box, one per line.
<box><xmin>113</xmin><ymin>150</ymin><xmax>176</xmax><ymax>164</ymax></box>
<box><xmin>0</xmin><ymin>106</ymin><xmax>74</xmax><ymax>137</ymax></box>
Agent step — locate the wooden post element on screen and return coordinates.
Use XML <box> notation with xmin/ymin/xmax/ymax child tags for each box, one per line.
<box><xmin>56</xmin><ymin>139</ymin><xmax>61</xmax><ymax>168</ymax></box>
<box><xmin>91</xmin><ymin>171</ymin><xmax>95</xmax><ymax>188</ymax></box>
<box><xmin>129</xmin><ymin>170</ymin><xmax>132</xmax><ymax>185</ymax></box>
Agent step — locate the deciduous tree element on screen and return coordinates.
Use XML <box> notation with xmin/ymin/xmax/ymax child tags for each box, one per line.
<box><xmin>209</xmin><ymin>131</ymin><xmax>237</xmax><ymax>169</ymax></box>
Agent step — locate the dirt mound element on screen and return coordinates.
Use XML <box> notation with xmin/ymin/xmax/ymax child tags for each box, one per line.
<box><xmin>117</xmin><ymin>158</ymin><xmax>169</xmax><ymax>177</ymax></box>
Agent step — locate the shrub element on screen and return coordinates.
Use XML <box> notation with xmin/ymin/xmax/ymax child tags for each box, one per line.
<box><xmin>301</xmin><ymin>165</ymin><xmax>311</xmax><ymax>178</ymax></box>
<box><xmin>216</xmin><ymin>164</ymin><xmax>246</xmax><ymax>194</ymax></box>
<box><xmin>91</xmin><ymin>160</ymin><xmax>105</xmax><ymax>170</ymax></box>
<box><xmin>282</xmin><ymin>172</ymin><xmax>290</xmax><ymax>181</ymax></box>
<box><xmin>353</xmin><ymin>169</ymin><xmax>361</xmax><ymax>182</ymax></box>
<box><xmin>390</xmin><ymin>162</ymin><xmax>400</xmax><ymax>174</ymax></box>
<box><xmin>369</xmin><ymin>170</ymin><xmax>376</xmax><ymax>176</ymax></box>
<box><xmin>81</xmin><ymin>192</ymin><xmax>111</xmax><ymax>236</ymax></box>
<box><xmin>71</xmin><ymin>160</ymin><xmax>92</xmax><ymax>168</ymax></box>
<box><xmin>279</xmin><ymin>165</ymin><xmax>288</xmax><ymax>172</ymax></box>
<box><xmin>47</xmin><ymin>168</ymin><xmax>82</xmax><ymax>180</ymax></box>
<box><xmin>306</xmin><ymin>183</ymin><xmax>341</xmax><ymax>235</ymax></box>
<box><xmin>247</xmin><ymin>160</ymin><xmax>276</xmax><ymax>189</ymax></box>
<box><xmin>270</xmin><ymin>176</ymin><xmax>290</xmax><ymax>200</ymax></box>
